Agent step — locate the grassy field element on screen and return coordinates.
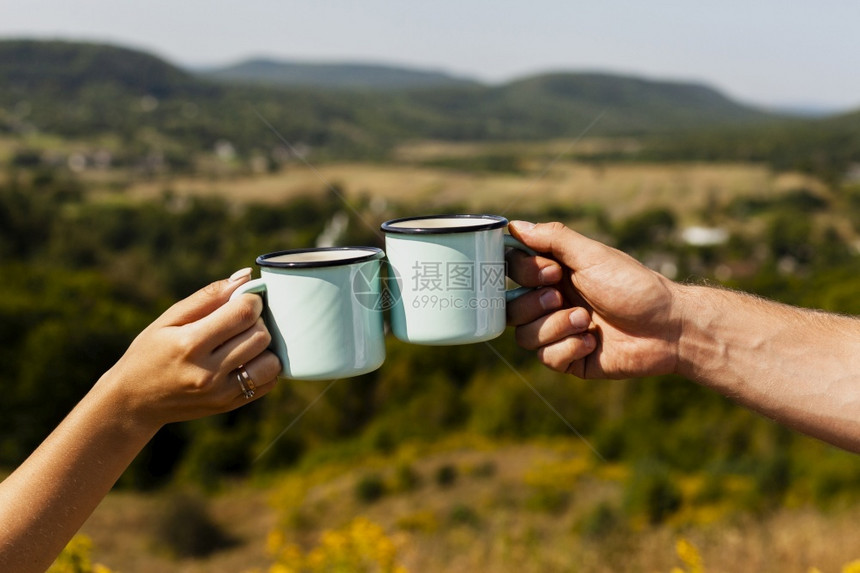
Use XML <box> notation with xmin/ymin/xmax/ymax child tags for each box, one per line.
<box><xmin>33</xmin><ymin>145</ymin><xmax>856</xmax><ymax>572</ymax></box>
<box><xmin>78</xmin><ymin>436</ymin><xmax>860</xmax><ymax>573</ymax></box>
<box><xmin>78</xmin><ymin>487</ymin><xmax>276</xmax><ymax>572</ymax></box>
<box><xmin>9</xmin><ymin>132</ymin><xmax>825</xmax><ymax>225</ymax></box>
<box><xmin>114</xmin><ymin>158</ymin><xmax>825</xmax><ymax>227</ymax></box>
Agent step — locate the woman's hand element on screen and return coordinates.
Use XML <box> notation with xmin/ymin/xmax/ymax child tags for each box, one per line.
<box><xmin>100</xmin><ymin>268</ymin><xmax>282</xmax><ymax>430</ymax></box>
<box><xmin>0</xmin><ymin>269</ymin><xmax>282</xmax><ymax>573</ymax></box>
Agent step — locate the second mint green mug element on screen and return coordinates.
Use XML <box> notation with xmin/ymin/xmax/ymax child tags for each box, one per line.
<box><xmin>381</xmin><ymin>214</ymin><xmax>534</xmax><ymax>345</ymax></box>
<box><xmin>231</xmin><ymin>247</ymin><xmax>386</xmax><ymax>380</ymax></box>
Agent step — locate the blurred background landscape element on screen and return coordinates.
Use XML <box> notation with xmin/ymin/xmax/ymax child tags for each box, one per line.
<box><xmin>3</xmin><ymin>3</ymin><xmax>860</xmax><ymax>571</ymax></box>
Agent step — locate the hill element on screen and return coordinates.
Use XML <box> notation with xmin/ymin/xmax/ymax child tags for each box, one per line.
<box><xmin>0</xmin><ymin>39</ymin><xmax>201</xmax><ymax>97</ymax></box>
<box><xmin>395</xmin><ymin>72</ymin><xmax>776</xmax><ymax>140</ymax></box>
<box><xmin>637</xmin><ymin>105</ymin><xmax>860</xmax><ymax>183</ymax></box>
<box><xmin>0</xmin><ymin>39</ymin><xmax>795</xmax><ymax>163</ymax></box>
<box><xmin>201</xmin><ymin>58</ymin><xmax>479</xmax><ymax>90</ymax></box>
<box><xmin>199</xmin><ymin>57</ymin><xmax>774</xmax><ymax>133</ymax></box>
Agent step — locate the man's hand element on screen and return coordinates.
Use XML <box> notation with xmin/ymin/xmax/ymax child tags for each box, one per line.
<box><xmin>506</xmin><ymin>221</ymin><xmax>682</xmax><ymax>379</ymax></box>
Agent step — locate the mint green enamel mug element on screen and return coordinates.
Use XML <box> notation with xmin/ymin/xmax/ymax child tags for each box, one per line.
<box><xmin>381</xmin><ymin>214</ymin><xmax>533</xmax><ymax>345</ymax></box>
<box><xmin>231</xmin><ymin>247</ymin><xmax>386</xmax><ymax>380</ymax></box>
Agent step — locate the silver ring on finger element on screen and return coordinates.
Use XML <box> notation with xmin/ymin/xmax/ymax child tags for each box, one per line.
<box><xmin>236</xmin><ymin>364</ymin><xmax>256</xmax><ymax>399</ymax></box>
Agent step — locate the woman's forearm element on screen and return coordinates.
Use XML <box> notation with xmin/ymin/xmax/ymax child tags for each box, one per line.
<box><xmin>0</xmin><ymin>373</ymin><xmax>159</xmax><ymax>573</ymax></box>
<box><xmin>675</xmin><ymin>284</ymin><xmax>860</xmax><ymax>451</ymax></box>
<box><xmin>0</xmin><ymin>273</ymin><xmax>280</xmax><ymax>572</ymax></box>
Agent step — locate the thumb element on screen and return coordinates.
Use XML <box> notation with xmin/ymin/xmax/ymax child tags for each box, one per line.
<box><xmin>157</xmin><ymin>267</ymin><xmax>253</xmax><ymax>327</ymax></box>
<box><xmin>509</xmin><ymin>221</ymin><xmax>607</xmax><ymax>272</ymax></box>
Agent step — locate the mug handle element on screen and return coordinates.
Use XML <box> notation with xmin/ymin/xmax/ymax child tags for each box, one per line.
<box><xmin>503</xmin><ymin>234</ymin><xmax>537</xmax><ymax>302</ymax></box>
<box><xmin>230</xmin><ymin>277</ymin><xmax>267</xmax><ymax>301</ymax></box>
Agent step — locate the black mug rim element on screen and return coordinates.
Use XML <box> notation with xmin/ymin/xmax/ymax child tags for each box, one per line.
<box><xmin>380</xmin><ymin>214</ymin><xmax>508</xmax><ymax>235</ymax></box>
<box><xmin>256</xmin><ymin>246</ymin><xmax>384</xmax><ymax>269</ymax></box>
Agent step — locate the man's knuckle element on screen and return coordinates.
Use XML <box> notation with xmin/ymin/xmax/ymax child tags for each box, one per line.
<box><xmin>537</xmin><ymin>346</ymin><xmax>564</xmax><ymax>373</ymax></box>
<box><xmin>544</xmin><ymin>221</ymin><xmax>566</xmax><ymax>234</ymax></box>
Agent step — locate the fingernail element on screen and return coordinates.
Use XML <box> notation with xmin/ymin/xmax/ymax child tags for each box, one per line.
<box><xmin>569</xmin><ymin>308</ymin><xmax>590</xmax><ymax>330</ymax></box>
<box><xmin>579</xmin><ymin>333</ymin><xmax>596</xmax><ymax>348</ymax></box>
<box><xmin>230</xmin><ymin>267</ymin><xmax>252</xmax><ymax>282</ymax></box>
<box><xmin>538</xmin><ymin>265</ymin><xmax>562</xmax><ymax>285</ymax></box>
<box><xmin>539</xmin><ymin>289</ymin><xmax>561</xmax><ymax>311</ymax></box>
<box><xmin>510</xmin><ymin>220</ymin><xmax>536</xmax><ymax>233</ymax></box>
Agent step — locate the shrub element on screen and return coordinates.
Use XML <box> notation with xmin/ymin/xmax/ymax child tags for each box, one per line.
<box><xmin>752</xmin><ymin>451</ymin><xmax>792</xmax><ymax>509</ymax></box>
<box><xmin>355</xmin><ymin>473</ymin><xmax>387</xmax><ymax>503</ymax></box>
<box><xmin>591</xmin><ymin>424</ymin><xmax>626</xmax><ymax>461</ymax></box>
<box><xmin>448</xmin><ymin>503</ymin><xmax>481</xmax><ymax>527</ymax></box>
<box><xmin>394</xmin><ymin>462</ymin><xmax>421</xmax><ymax>492</ymax></box>
<box><xmin>150</xmin><ymin>490</ymin><xmax>235</xmax><ymax>558</ymax></box>
<box><xmin>434</xmin><ymin>464</ymin><xmax>458</xmax><ymax>487</ymax></box>
<box><xmin>469</xmin><ymin>460</ymin><xmax>497</xmax><ymax>479</ymax></box>
<box><xmin>614</xmin><ymin>207</ymin><xmax>677</xmax><ymax>253</ymax></box>
<box><xmin>624</xmin><ymin>461</ymin><xmax>683</xmax><ymax>525</ymax></box>
<box><xmin>396</xmin><ymin>510</ymin><xmax>439</xmax><ymax>533</ymax></box>
<box><xmin>526</xmin><ymin>488</ymin><xmax>570</xmax><ymax>514</ymax></box>
<box><xmin>578</xmin><ymin>502</ymin><xmax>623</xmax><ymax>539</ymax></box>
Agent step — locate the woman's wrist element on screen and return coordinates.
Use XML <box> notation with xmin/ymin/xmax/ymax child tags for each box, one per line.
<box><xmin>91</xmin><ymin>367</ymin><xmax>165</xmax><ymax>441</ymax></box>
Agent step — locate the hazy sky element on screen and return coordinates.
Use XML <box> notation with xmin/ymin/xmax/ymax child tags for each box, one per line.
<box><xmin>2</xmin><ymin>0</ymin><xmax>859</xmax><ymax>110</ymax></box>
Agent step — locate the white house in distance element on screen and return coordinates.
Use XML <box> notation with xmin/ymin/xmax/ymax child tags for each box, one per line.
<box><xmin>681</xmin><ymin>226</ymin><xmax>729</xmax><ymax>247</ymax></box>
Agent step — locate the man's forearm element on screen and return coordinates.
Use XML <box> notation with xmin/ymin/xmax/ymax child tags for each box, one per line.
<box><xmin>675</xmin><ymin>284</ymin><xmax>860</xmax><ymax>451</ymax></box>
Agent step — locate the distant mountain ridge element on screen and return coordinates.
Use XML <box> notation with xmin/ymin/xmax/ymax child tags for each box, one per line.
<box><xmin>196</xmin><ymin>56</ymin><xmax>781</xmax><ymax>135</ymax></box>
<box><xmin>0</xmin><ymin>39</ymin><xmax>807</xmax><ymax>163</ymax></box>
<box><xmin>201</xmin><ymin>58</ymin><xmax>479</xmax><ymax>90</ymax></box>
<box><xmin>0</xmin><ymin>39</ymin><xmax>200</xmax><ymax>97</ymax></box>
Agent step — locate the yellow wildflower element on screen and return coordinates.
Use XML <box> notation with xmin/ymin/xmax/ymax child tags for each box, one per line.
<box><xmin>48</xmin><ymin>534</ymin><xmax>115</xmax><ymax>573</ymax></box>
<box><xmin>675</xmin><ymin>537</ymin><xmax>704</xmax><ymax>573</ymax></box>
<box><xmin>267</xmin><ymin>516</ymin><xmax>407</xmax><ymax>573</ymax></box>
